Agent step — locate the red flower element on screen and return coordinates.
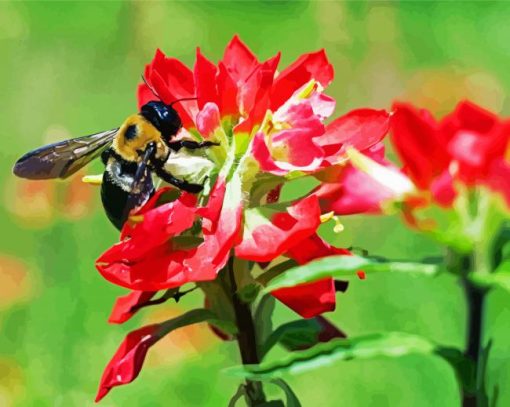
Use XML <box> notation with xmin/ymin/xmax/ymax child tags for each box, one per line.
<box><xmin>93</xmin><ymin>35</ymin><xmax>389</xmax><ymax>402</ymax></box>
<box><xmin>391</xmin><ymin>101</ymin><xmax>510</xmax><ymax>207</ymax></box>
<box><xmin>99</xmin><ymin>35</ymin><xmax>379</xmax><ymax>298</ymax></box>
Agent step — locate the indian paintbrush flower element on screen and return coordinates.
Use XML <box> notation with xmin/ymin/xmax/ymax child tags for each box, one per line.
<box><xmin>94</xmin><ymin>35</ymin><xmax>390</xmax><ymax>402</ymax></box>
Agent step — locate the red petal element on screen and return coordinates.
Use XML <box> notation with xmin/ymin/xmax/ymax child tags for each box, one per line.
<box><xmin>449</xmin><ymin>100</ymin><xmax>498</xmax><ymax>135</ymax></box>
<box><xmin>235</xmin><ymin>195</ymin><xmax>321</xmax><ymax>262</ymax></box>
<box><xmin>96</xmin><ymin>194</ymin><xmax>199</xmax><ymax>291</ymax></box>
<box><xmin>217</xmin><ymin>62</ymin><xmax>238</xmax><ymax>117</ymax></box>
<box><xmin>430</xmin><ymin>170</ymin><xmax>456</xmax><ymax>207</ymax></box>
<box><xmin>286</xmin><ymin>234</ymin><xmax>350</xmax><ymax>265</ymax></box>
<box><xmin>222</xmin><ymin>35</ymin><xmax>259</xmax><ymax>84</ymax></box>
<box><xmin>391</xmin><ymin>103</ymin><xmax>449</xmax><ymax>189</ymax></box>
<box><xmin>272</xmin><ymin>278</ymin><xmax>336</xmax><ymax>319</ymax></box>
<box><xmin>108</xmin><ymin>291</ymin><xmax>157</xmax><ymax>324</ymax></box>
<box><xmin>486</xmin><ymin>158</ymin><xmax>510</xmax><ymax>209</ymax></box>
<box><xmin>143</xmin><ymin>49</ymin><xmax>197</xmax><ymax>128</ymax></box>
<box><xmin>317</xmin><ymin>109</ymin><xmax>390</xmax><ymax>159</ymax></box>
<box><xmin>273</xmin><ymin>235</ymin><xmax>353</xmax><ymax>318</ymax></box>
<box><xmin>183</xmin><ymin>178</ymin><xmax>243</xmax><ymax>279</ymax></box>
<box><xmin>271</xmin><ymin>49</ymin><xmax>333</xmax><ymax>111</ymax></box>
<box><xmin>120</xmin><ymin>187</ymin><xmax>174</xmax><ymax>240</ymax></box>
<box><xmin>194</xmin><ymin>48</ymin><xmax>219</xmax><ymax>109</ymax></box>
<box><xmin>137</xmin><ymin>83</ymin><xmax>156</xmax><ymax>110</ymax></box>
<box><xmin>95</xmin><ymin>324</ymin><xmax>160</xmax><ymax>402</ymax></box>
<box><xmin>234</xmin><ymin>53</ymin><xmax>281</xmax><ymax>136</ymax></box>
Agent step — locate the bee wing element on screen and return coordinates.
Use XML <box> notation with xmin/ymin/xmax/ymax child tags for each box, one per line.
<box><xmin>13</xmin><ymin>129</ymin><xmax>118</xmax><ymax>180</ymax></box>
<box><xmin>122</xmin><ymin>143</ymin><xmax>156</xmax><ymax>223</ymax></box>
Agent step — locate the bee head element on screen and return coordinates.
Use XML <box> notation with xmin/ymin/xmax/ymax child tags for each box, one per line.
<box><xmin>140</xmin><ymin>101</ymin><xmax>182</xmax><ymax>143</ymax></box>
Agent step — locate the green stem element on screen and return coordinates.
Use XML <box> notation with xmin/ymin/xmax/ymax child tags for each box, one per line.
<box><xmin>227</xmin><ymin>257</ymin><xmax>267</xmax><ymax>406</ymax></box>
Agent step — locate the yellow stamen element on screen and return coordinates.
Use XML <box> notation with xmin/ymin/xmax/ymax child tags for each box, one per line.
<box><xmin>320</xmin><ymin>211</ymin><xmax>335</xmax><ymax>223</ymax></box>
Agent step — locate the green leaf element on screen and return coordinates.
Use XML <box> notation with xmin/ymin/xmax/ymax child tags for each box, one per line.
<box><xmin>271</xmin><ymin>379</ymin><xmax>302</xmax><ymax>407</ymax></box>
<box><xmin>159</xmin><ymin>308</ymin><xmax>218</xmax><ymax>338</ymax></box>
<box><xmin>227</xmin><ymin>384</ymin><xmax>245</xmax><ymax>407</ymax></box>
<box><xmin>208</xmin><ymin>319</ymin><xmax>238</xmax><ymax>336</ymax></box>
<box><xmin>257</xmin><ymin>260</ymin><xmax>298</xmax><ymax>286</ymax></box>
<box><xmin>255</xmin><ymin>295</ymin><xmax>276</xmax><ymax>353</ymax></box>
<box><xmin>468</xmin><ymin>262</ymin><xmax>510</xmax><ymax>293</ymax></box>
<box><xmin>435</xmin><ymin>347</ymin><xmax>476</xmax><ymax>394</ymax></box>
<box><xmin>263</xmin><ymin>255</ymin><xmax>439</xmax><ymax>292</ymax></box>
<box><xmin>259</xmin><ymin>401</ymin><xmax>284</xmax><ymax>407</ymax></box>
<box><xmin>225</xmin><ymin>332</ymin><xmax>436</xmax><ymax>380</ymax></box>
<box><xmin>262</xmin><ymin>317</ymin><xmax>344</xmax><ymax>356</ymax></box>
<box><xmin>238</xmin><ymin>283</ymin><xmax>262</xmax><ymax>304</ymax></box>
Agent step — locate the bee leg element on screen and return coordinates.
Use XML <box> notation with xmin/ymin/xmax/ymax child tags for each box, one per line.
<box><xmin>152</xmin><ymin>165</ymin><xmax>203</xmax><ymax>193</ymax></box>
<box><xmin>168</xmin><ymin>140</ymin><xmax>220</xmax><ymax>152</ymax></box>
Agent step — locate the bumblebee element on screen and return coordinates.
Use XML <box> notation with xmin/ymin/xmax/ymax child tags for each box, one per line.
<box><xmin>13</xmin><ymin>93</ymin><xmax>216</xmax><ymax>229</ymax></box>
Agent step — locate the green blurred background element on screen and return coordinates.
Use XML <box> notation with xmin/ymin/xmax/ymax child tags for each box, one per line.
<box><xmin>1</xmin><ymin>1</ymin><xmax>510</xmax><ymax>406</ymax></box>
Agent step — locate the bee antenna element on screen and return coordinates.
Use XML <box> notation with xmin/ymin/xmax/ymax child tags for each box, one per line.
<box><xmin>169</xmin><ymin>97</ymin><xmax>198</xmax><ymax>106</ymax></box>
<box><xmin>141</xmin><ymin>74</ymin><xmax>162</xmax><ymax>101</ymax></box>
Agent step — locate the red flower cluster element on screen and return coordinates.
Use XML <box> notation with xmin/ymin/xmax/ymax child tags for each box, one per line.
<box><xmin>342</xmin><ymin>100</ymin><xmax>510</xmax><ymax>248</ymax></box>
<box><xmin>94</xmin><ymin>36</ymin><xmax>390</xmax><ymax>401</ymax></box>
<box><xmin>391</xmin><ymin>101</ymin><xmax>510</xmax><ymax>208</ymax></box>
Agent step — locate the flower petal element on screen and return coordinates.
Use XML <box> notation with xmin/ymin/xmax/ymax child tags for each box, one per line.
<box><xmin>235</xmin><ymin>195</ymin><xmax>321</xmax><ymax>262</ymax></box>
<box><xmin>108</xmin><ymin>291</ymin><xmax>157</xmax><ymax>324</ymax></box>
<box><xmin>194</xmin><ymin>48</ymin><xmax>219</xmax><ymax>109</ymax></box>
<box><xmin>315</xmin><ymin>144</ymin><xmax>408</xmax><ymax>215</ymax></box>
<box><xmin>217</xmin><ymin>62</ymin><xmax>239</xmax><ymax>117</ymax></box>
<box><xmin>222</xmin><ymin>35</ymin><xmax>259</xmax><ymax>84</ymax></box>
<box><xmin>183</xmin><ymin>175</ymin><xmax>243</xmax><ymax>279</ymax></box>
<box><xmin>196</xmin><ymin>102</ymin><xmax>222</xmax><ymax>139</ymax></box>
<box><xmin>316</xmin><ymin>108</ymin><xmax>390</xmax><ymax>161</ymax></box>
<box><xmin>285</xmin><ymin>233</ymin><xmax>350</xmax><ymax>265</ymax></box>
<box><xmin>271</xmin><ymin>278</ymin><xmax>336</xmax><ymax>319</ymax></box>
<box><xmin>270</xmin><ymin>235</ymin><xmax>350</xmax><ymax>318</ymax></box>
<box><xmin>271</xmin><ymin>49</ymin><xmax>333</xmax><ymax>111</ymax></box>
<box><xmin>95</xmin><ymin>324</ymin><xmax>160</xmax><ymax>402</ymax></box>
<box><xmin>96</xmin><ymin>193</ymin><xmax>199</xmax><ymax>291</ymax></box>
<box><xmin>391</xmin><ymin>102</ymin><xmax>449</xmax><ymax>188</ymax></box>
<box><xmin>141</xmin><ymin>49</ymin><xmax>198</xmax><ymax>128</ymax></box>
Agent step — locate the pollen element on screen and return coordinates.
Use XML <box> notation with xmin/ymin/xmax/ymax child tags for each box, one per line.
<box><xmin>82</xmin><ymin>174</ymin><xmax>103</xmax><ymax>186</ymax></box>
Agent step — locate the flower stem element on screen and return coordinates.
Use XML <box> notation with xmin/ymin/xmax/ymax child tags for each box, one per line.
<box><xmin>461</xmin><ymin>244</ymin><xmax>490</xmax><ymax>407</ymax></box>
<box><xmin>227</xmin><ymin>257</ymin><xmax>267</xmax><ymax>406</ymax></box>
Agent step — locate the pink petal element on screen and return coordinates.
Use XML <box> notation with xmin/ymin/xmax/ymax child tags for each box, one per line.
<box><xmin>235</xmin><ymin>195</ymin><xmax>321</xmax><ymax>262</ymax></box>
<box><xmin>430</xmin><ymin>170</ymin><xmax>456</xmax><ymax>207</ymax></box>
<box><xmin>196</xmin><ymin>102</ymin><xmax>221</xmax><ymax>139</ymax></box>
<box><xmin>315</xmin><ymin>144</ymin><xmax>398</xmax><ymax>215</ymax></box>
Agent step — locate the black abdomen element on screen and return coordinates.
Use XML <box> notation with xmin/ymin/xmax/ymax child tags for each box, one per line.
<box><xmin>101</xmin><ymin>159</ymin><xmax>154</xmax><ymax>230</ymax></box>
